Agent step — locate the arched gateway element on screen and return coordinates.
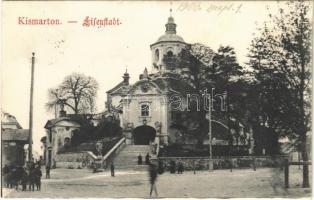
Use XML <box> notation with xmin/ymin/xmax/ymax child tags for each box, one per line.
<box><xmin>133</xmin><ymin>125</ymin><xmax>156</xmax><ymax>145</ymax></box>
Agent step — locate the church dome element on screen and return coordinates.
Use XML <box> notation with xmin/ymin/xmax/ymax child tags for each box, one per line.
<box><xmin>150</xmin><ymin>14</ymin><xmax>190</xmax><ymax>74</ymax></box>
<box><xmin>156</xmin><ymin>33</ymin><xmax>185</xmax><ymax>43</ymax></box>
<box><xmin>152</xmin><ymin>15</ymin><xmax>186</xmax><ymax>44</ymax></box>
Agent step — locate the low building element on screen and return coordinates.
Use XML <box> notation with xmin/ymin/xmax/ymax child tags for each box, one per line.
<box><xmin>44</xmin><ymin>116</ymin><xmax>81</xmax><ymax>167</ymax></box>
<box><xmin>1</xmin><ymin>112</ymin><xmax>29</xmax><ymax>166</ymax></box>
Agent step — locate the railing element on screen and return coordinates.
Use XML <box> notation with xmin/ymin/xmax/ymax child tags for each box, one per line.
<box><xmin>86</xmin><ymin>151</ymin><xmax>100</xmax><ymax>160</ymax></box>
<box><xmin>284</xmin><ymin>159</ymin><xmax>312</xmax><ymax>188</ymax></box>
<box><xmin>102</xmin><ymin>137</ymin><xmax>126</xmax><ymax>169</ymax></box>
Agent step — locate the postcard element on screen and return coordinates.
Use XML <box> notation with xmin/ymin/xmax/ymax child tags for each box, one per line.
<box><xmin>1</xmin><ymin>0</ymin><xmax>312</xmax><ymax>198</ymax></box>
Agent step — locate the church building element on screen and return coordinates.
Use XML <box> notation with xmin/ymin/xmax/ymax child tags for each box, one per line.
<box><xmin>106</xmin><ymin>15</ymin><xmax>204</xmax><ymax>148</ymax></box>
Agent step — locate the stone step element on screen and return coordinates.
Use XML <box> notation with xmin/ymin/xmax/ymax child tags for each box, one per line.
<box><xmin>118</xmin><ymin>151</ymin><xmax>150</xmax><ymax>153</ymax></box>
<box><xmin>112</xmin><ymin>144</ymin><xmax>153</xmax><ymax>171</ymax></box>
<box><xmin>124</xmin><ymin>146</ymin><xmax>150</xmax><ymax>148</ymax></box>
<box><xmin>124</xmin><ymin>145</ymin><xmax>150</xmax><ymax>147</ymax></box>
<box><xmin>122</xmin><ymin>149</ymin><xmax>151</xmax><ymax>152</ymax></box>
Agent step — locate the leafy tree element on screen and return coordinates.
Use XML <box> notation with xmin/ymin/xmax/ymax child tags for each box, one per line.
<box><xmin>163</xmin><ymin>43</ymin><xmax>245</xmax><ymax>147</ymax></box>
<box><xmin>209</xmin><ymin>46</ymin><xmax>243</xmax><ymax>89</ymax></box>
<box><xmin>247</xmin><ymin>1</ymin><xmax>312</xmax><ymax>187</ymax></box>
<box><xmin>94</xmin><ymin>116</ymin><xmax>122</xmax><ymax>139</ymax></box>
<box><xmin>46</xmin><ymin>73</ymin><xmax>98</xmax><ymax>114</ymax></box>
<box><xmin>68</xmin><ymin>114</ymin><xmax>96</xmax><ymax>145</ymax></box>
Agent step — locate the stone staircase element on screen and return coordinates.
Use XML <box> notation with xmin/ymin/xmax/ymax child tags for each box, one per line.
<box><xmin>113</xmin><ymin>145</ymin><xmax>152</xmax><ymax>171</ymax></box>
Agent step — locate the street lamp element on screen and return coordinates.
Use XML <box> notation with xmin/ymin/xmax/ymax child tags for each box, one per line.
<box><xmin>207</xmin><ymin>94</ymin><xmax>213</xmax><ymax>170</ymax></box>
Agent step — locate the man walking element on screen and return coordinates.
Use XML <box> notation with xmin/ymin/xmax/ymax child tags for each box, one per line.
<box><xmin>149</xmin><ymin>163</ymin><xmax>158</xmax><ymax>197</ymax></box>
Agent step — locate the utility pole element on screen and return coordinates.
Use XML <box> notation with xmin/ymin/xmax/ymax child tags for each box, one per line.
<box><xmin>28</xmin><ymin>52</ymin><xmax>35</xmax><ymax>162</ymax></box>
<box><xmin>208</xmin><ymin>94</ymin><xmax>213</xmax><ymax>170</ymax></box>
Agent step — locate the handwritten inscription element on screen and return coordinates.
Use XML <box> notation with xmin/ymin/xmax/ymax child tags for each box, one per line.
<box><xmin>177</xmin><ymin>2</ymin><xmax>243</xmax><ymax>15</ymax></box>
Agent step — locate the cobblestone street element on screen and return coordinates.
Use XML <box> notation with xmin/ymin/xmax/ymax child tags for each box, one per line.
<box><xmin>3</xmin><ymin>166</ymin><xmax>311</xmax><ymax>198</ymax></box>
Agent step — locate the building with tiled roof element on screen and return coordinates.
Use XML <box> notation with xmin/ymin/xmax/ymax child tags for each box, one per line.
<box><xmin>1</xmin><ymin>112</ymin><xmax>29</xmax><ymax>166</ymax></box>
<box><xmin>1</xmin><ymin>112</ymin><xmax>22</xmax><ymax>130</ymax></box>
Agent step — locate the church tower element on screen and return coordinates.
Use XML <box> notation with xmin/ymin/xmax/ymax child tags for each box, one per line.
<box><xmin>150</xmin><ymin>12</ymin><xmax>190</xmax><ymax>74</ymax></box>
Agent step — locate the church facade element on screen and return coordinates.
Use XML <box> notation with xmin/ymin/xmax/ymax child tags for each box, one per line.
<box><xmin>106</xmin><ymin>15</ymin><xmax>202</xmax><ymax>148</ymax></box>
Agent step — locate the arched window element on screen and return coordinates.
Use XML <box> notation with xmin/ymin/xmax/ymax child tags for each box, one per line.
<box><xmin>141</xmin><ymin>104</ymin><xmax>149</xmax><ymax>117</ymax></box>
<box><xmin>167</xmin><ymin>51</ymin><xmax>173</xmax><ymax>57</ymax></box>
<box><xmin>64</xmin><ymin>137</ymin><xmax>71</xmax><ymax>148</ymax></box>
<box><xmin>64</xmin><ymin>137</ymin><xmax>70</xmax><ymax>144</ymax></box>
<box><xmin>155</xmin><ymin>49</ymin><xmax>159</xmax><ymax>62</ymax></box>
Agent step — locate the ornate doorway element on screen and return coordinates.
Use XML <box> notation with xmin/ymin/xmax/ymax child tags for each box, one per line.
<box><xmin>133</xmin><ymin>125</ymin><xmax>156</xmax><ymax>145</ymax></box>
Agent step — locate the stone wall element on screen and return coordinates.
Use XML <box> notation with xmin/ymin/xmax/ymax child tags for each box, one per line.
<box><xmin>156</xmin><ymin>155</ymin><xmax>289</xmax><ymax>171</ymax></box>
<box><xmin>56</xmin><ymin>161</ymin><xmax>82</xmax><ymax>169</ymax></box>
<box><xmin>55</xmin><ymin>151</ymin><xmax>96</xmax><ymax>168</ymax></box>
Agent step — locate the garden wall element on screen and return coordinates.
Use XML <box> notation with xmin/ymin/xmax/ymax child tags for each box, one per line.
<box><xmin>55</xmin><ymin>151</ymin><xmax>97</xmax><ymax>168</ymax></box>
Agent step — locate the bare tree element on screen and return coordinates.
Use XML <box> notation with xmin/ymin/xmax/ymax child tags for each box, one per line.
<box><xmin>46</xmin><ymin>73</ymin><xmax>98</xmax><ymax>114</ymax></box>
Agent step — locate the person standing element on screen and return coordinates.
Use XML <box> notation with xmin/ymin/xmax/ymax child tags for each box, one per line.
<box><xmin>110</xmin><ymin>163</ymin><xmax>115</xmax><ymax>177</ymax></box>
<box><xmin>157</xmin><ymin>160</ymin><xmax>164</xmax><ymax>174</ymax></box>
<box><xmin>11</xmin><ymin>166</ymin><xmax>18</xmax><ymax>190</ymax></box>
<box><xmin>177</xmin><ymin>161</ymin><xmax>184</xmax><ymax>174</ymax></box>
<box><xmin>7</xmin><ymin>166</ymin><xmax>13</xmax><ymax>188</ymax></box>
<box><xmin>2</xmin><ymin>165</ymin><xmax>9</xmax><ymax>188</ymax></box>
<box><xmin>28</xmin><ymin>166</ymin><xmax>35</xmax><ymax>191</ymax></box>
<box><xmin>92</xmin><ymin>162</ymin><xmax>97</xmax><ymax>173</ymax></box>
<box><xmin>35</xmin><ymin>166</ymin><xmax>42</xmax><ymax>191</ymax></box>
<box><xmin>46</xmin><ymin>165</ymin><xmax>51</xmax><ymax>179</ymax></box>
<box><xmin>138</xmin><ymin>154</ymin><xmax>143</xmax><ymax>165</ymax></box>
<box><xmin>21</xmin><ymin>168</ymin><xmax>28</xmax><ymax>191</ymax></box>
<box><xmin>149</xmin><ymin>163</ymin><xmax>158</xmax><ymax>197</ymax></box>
<box><xmin>170</xmin><ymin>160</ymin><xmax>176</xmax><ymax>174</ymax></box>
<box><xmin>145</xmin><ymin>153</ymin><xmax>151</xmax><ymax>165</ymax></box>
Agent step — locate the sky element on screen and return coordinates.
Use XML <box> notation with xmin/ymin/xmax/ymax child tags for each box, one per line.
<box><xmin>1</xmin><ymin>1</ymin><xmax>291</xmax><ymax>157</ymax></box>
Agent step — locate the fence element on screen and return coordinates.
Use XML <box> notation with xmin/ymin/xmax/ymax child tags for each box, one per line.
<box><xmin>284</xmin><ymin>159</ymin><xmax>312</xmax><ymax>188</ymax></box>
<box><xmin>156</xmin><ymin>155</ymin><xmax>289</xmax><ymax>171</ymax></box>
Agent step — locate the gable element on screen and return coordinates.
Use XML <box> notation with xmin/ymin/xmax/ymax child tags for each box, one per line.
<box><xmin>54</xmin><ymin>120</ymin><xmax>81</xmax><ymax>128</ymax></box>
<box><xmin>44</xmin><ymin>117</ymin><xmax>81</xmax><ymax>129</ymax></box>
<box><xmin>107</xmin><ymin>81</ymin><xmax>130</xmax><ymax>95</ymax></box>
<box><xmin>129</xmin><ymin>80</ymin><xmax>163</xmax><ymax>96</ymax></box>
